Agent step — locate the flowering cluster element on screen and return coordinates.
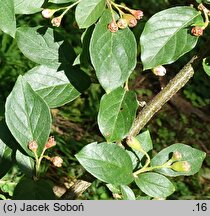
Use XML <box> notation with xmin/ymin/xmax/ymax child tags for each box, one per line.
<box><xmin>28</xmin><ymin>136</ymin><xmax>63</xmax><ymax>172</ymax></box>
<box><xmin>41</xmin><ymin>0</ymin><xmax>79</xmax><ymax>27</ymax></box>
<box><xmin>42</xmin><ymin>8</ymin><xmax>63</xmax><ymax>27</ymax></box>
<box><xmin>107</xmin><ymin>1</ymin><xmax>143</xmax><ymax>33</ymax></box>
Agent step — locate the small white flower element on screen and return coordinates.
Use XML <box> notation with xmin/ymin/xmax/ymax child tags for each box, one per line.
<box><xmin>152</xmin><ymin>65</ymin><xmax>166</xmax><ymax>76</ymax></box>
<box><xmin>41</xmin><ymin>9</ymin><xmax>55</xmax><ymax>19</ymax></box>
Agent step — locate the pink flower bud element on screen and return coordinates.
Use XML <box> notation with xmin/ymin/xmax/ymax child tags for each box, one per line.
<box><xmin>51</xmin><ymin>156</ymin><xmax>63</xmax><ymax>167</ymax></box>
<box><xmin>152</xmin><ymin>65</ymin><xmax>166</xmax><ymax>76</ymax></box>
<box><xmin>130</xmin><ymin>9</ymin><xmax>144</xmax><ymax>20</ymax></box>
<box><xmin>28</xmin><ymin>141</ymin><xmax>38</xmax><ymax>152</ymax></box>
<box><xmin>41</xmin><ymin>9</ymin><xmax>56</xmax><ymax>19</ymax></box>
<box><xmin>191</xmin><ymin>26</ymin><xmax>203</xmax><ymax>37</ymax></box>
<box><xmin>171</xmin><ymin>151</ymin><xmax>182</xmax><ymax>161</ymax></box>
<box><xmin>51</xmin><ymin>16</ymin><xmax>62</xmax><ymax>27</ymax></box>
<box><xmin>45</xmin><ymin>136</ymin><xmax>56</xmax><ymax>149</ymax></box>
<box><xmin>108</xmin><ymin>21</ymin><xmax>118</xmax><ymax>33</ymax></box>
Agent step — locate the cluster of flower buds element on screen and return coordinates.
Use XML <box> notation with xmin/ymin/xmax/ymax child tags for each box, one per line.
<box><xmin>41</xmin><ymin>8</ymin><xmax>63</xmax><ymax>27</ymax></box>
<box><xmin>108</xmin><ymin>8</ymin><xmax>143</xmax><ymax>33</ymax></box>
<box><xmin>41</xmin><ymin>9</ymin><xmax>57</xmax><ymax>19</ymax></box>
<box><xmin>169</xmin><ymin>151</ymin><xmax>191</xmax><ymax>172</ymax></box>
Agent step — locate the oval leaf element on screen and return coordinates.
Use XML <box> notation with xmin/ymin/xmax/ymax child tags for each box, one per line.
<box><xmin>23</xmin><ymin>65</ymin><xmax>80</xmax><ymax>108</ymax></box>
<box><xmin>16</xmin><ymin>150</ymin><xmax>35</xmax><ymax>177</ymax></box>
<box><xmin>0</xmin><ymin>0</ymin><xmax>16</xmax><ymax>37</ymax></box>
<box><xmin>151</xmin><ymin>144</ymin><xmax>206</xmax><ymax>176</ymax></box>
<box><xmin>14</xmin><ymin>0</ymin><xmax>45</xmax><ymax>14</ymax></box>
<box><xmin>76</xmin><ymin>0</ymin><xmax>106</xmax><ymax>29</ymax></box>
<box><xmin>120</xmin><ymin>185</ymin><xmax>136</xmax><ymax>200</ymax></box>
<box><xmin>202</xmin><ymin>57</ymin><xmax>210</xmax><ymax>76</ymax></box>
<box><xmin>140</xmin><ymin>6</ymin><xmax>203</xmax><ymax>70</ymax></box>
<box><xmin>13</xmin><ymin>178</ymin><xmax>55</xmax><ymax>200</ymax></box>
<box><xmin>98</xmin><ymin>87</ymin><xmax>138</xmax><ymax>142</ymax></box>
<box><xmin>5</xmin><ymin>76</ymin><xmax>52</xmax><ymax>157</ymax></box>
<box><xmin>75</xmin><ymin>142</ymin><xmax>134</xmax><ymax>185</ymax></box>
<box><xmin>90</xmin><ymin>10</ymin><xmax>137</xmax><ymax>92</ymax></box>
<box><xmin>135</xmin><ymin>172</ymin><xmax>175</xmax><ymax>198</ymax></box>
<box><xmin>16</xmin><ymin>26</ymin><xmax>75</xmax><ymax>67</ymax></box>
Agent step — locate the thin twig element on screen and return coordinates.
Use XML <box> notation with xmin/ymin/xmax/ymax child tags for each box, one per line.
<box><xmin>129</xmin><ymin>56</ymin><xmax>197</xmax><ymax>136</ymax></box>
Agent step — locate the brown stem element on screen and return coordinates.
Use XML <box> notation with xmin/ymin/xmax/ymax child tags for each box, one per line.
<box><xmin>129</xmin><ymin>56</ymin><xmax>197</xmax><ymax>136</ymax></box>
<box><xmin>61</xmin><ymin>172</ymin><xmax>95</xmax><ymax>200</ymax></box>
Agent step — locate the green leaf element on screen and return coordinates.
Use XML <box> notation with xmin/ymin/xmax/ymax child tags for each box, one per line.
<box><xmin>13</xmin><ymin>178</ymin><xmax>55</xmax><ymax>199</ymax></box>
<box><xmin>79</xmin><ymin>25</ymin><xmax>95</xmax><ymax>66</ymax></box>
<box><xmin>0</xmin><ymin>96</ymin><xmax>4</xmax><ymax>118</ymax></box>
<box><xmin>136</xmin><ymin>130</ymin><xmax>153</xmax><ymax>151</ymax></box>
<box><xmin>16</xmin><ymin>150</ymin><xmax>35</xmax><ymax>177</ymax></box>
<box><xmin>0</xmin><ymin>141</ymin><xmax>13</xmax><ymax>178</ymax></box>
<box><xmin>136</xmin><ymin>195</ymin><xmax>151</xmax><ymax>200</ymax></box>
<box><xmin>0</xmin><ymin>0</ymin><xmax>16</xmax><ymax>37</ymax></box>
<box><xmin>61</xmin><ymin>65</ymin><xmax>91</xmax><ymax>93</ymax></box>
<box><xmin>75</xmin><ymin>0</ymin><xmax>106</xmax><ymax>29</ymax></box>
<box><xmin>151</xmin><ymin>144</ymin><xmax>206</xmax><ymax>176</ymax></box>
<box><xmin>140</xmin><ymin>6</ymin><xmax>203</xmax><ymax>70</ymax></box>
<box><xmin>106</xmin><ymin>184</ymin><xmax>120</xmax><ymax>194</ymax></box>
<box><xmin>90</xmin><ymin>10</ymin><xmax>137</xmax><ymax>92</ymax></box>
<box><xmin>49</xmin><ymin>0</ymin><xmax>76</xmax><ymax>3</ymax></box>
<box><xmin>23</xmin><ymin>65</ymin><xmax>80</xmax><ymax>108</ymax></box>
<box><xmin>203</xmin><ymin>0</ymin><xmax>210</xmax><ymax>4</ymax></box>
<box><xmin>16</xmin><ymin>26</ymin><xmax>75</xmax><ymax>68</ymax></box>
<box><xmin>75</xmin><ymin>142</ymin><xmax>134</xmax><ymax>185</ymax></box>
<box><xmin>14</xmin><ymin>0</ymin><xmax>45</xmax><ymax>14</ymax></box>
<box><xmin>98</xmin><ymin>87</ymin><xmax>138</xmax><ymax>142</ymax></box>
<box><xmin>127</xmin><ymin>130</ymin><xmax>153</xmax><ymax>169</ymax></box>
<box><xmin>0</xmin><ymin>120</ymin><xmax>16</xmax><ymax>178</ymax></box>
<box><xmin>135</xmin><ymin>172</ymin><xmax>175</xmax><ymax>198</ymax></box>
<box><xmin>120</xmin><ymin>185</ymin><xmax>136</xmax><ymax>200</ymax></box>
<box><xmin>5</xmin><ymin>76</ymin><xmax>52</xmax><ymax>157</ymax></box>
<box><xmin>202</xmin><ymin>57</ymin><xmax>210</xmax><ymax>76</ymax></box>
